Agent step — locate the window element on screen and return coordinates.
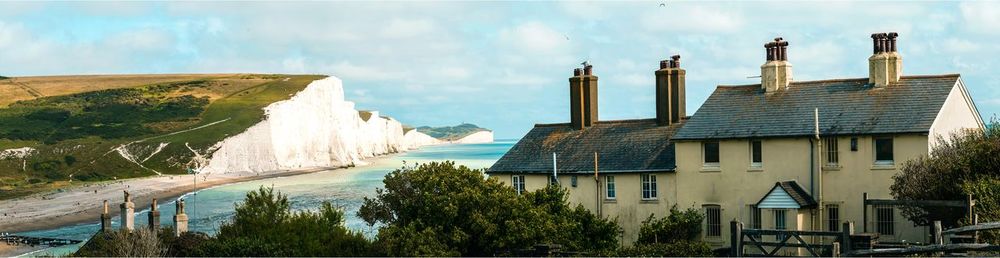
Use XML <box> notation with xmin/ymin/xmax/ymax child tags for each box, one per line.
<box><xmin>825</xmin><ymin>138</ymin><xmax>839</xmax><ymax>166</ymax></box>
<box><xmin>641</xmin><ymin>174</ymin><xmax>657</xmax><ymax>200</ymax></box>
<box><xmin>605</xmin><ymin>176</ymin><xmax>616</xmax><ymax>199</ymax></box>
<box><xmin>874</xmin><ymin>137</ymin><xmax>894</xmax><ymax>165</ymax></box>
<box><xmin>570</xmin><ymin>175</ymin><xmax>578</xmax><ymax>187</ymax></box>
<box><xmin>705</xmin><ymin>205</ymin><xmax>722</xmax><ymax>237</ymax></box>
<box><xmin>512</xmin><ymin>175</ymin><xmax>525</xmax><ymax>195</ymax></box>
<box><xmin>876</xmin><ymin>207</ymin><xmax>895</xmax><ymax>235</ymax></box>
<box><xmin>850</xmin><ymin>137</ymin><xmax>858</xmax><ymax>151</ymax></box>
<box><xmin>773</xmin><ymin>209</ymin><xmax>787</xmax><ymax>230</ymax></box>
<box><xmin>703</xmin><ymin>141</ymin><xmax>720</xmax><ymax>165</ymax></box>
<box><xmin>826</xmin><ymin>204</ymin><xmax>840</xmax><ymax>231</ymax></box>
<box><xmin>747</xmin><ymin>204</ymin><xmax>762</xmax><ymax>229</ymax></box>
<box><xmin>750</xmin><ymin>140</ymin><xmax>763</xmax><ymax>167</ymax></box>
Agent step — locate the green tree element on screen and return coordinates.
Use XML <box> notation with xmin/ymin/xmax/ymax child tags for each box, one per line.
<box><xmin>358</xmin><ymin>161</ymin><xmax>620</xmax><ymax>256</ymax></box>
<box><xmin>890</xmin><ymin>121</ymin><xmax>1000</xmax><ymax>236</ymax></box>
<box><xmin>203</xmin><ymin>186</ymin><xmax>375</xmax><ymax>256</ymax></box>
<box><xmin>75</xmin><ymin>229</ymin><xmax>166</xmax><ymax>257</ymax></box>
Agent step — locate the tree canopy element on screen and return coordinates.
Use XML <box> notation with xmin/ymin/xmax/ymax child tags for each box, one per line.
<box><xmin>891</xmin><ymin>121</ymin><xmax>1000</xmax><ymax>236</ymax></box>
<box><xmin>358</xmin><ymin>161</ymin><xmax>620</xmax><ymax>256</ymax></box>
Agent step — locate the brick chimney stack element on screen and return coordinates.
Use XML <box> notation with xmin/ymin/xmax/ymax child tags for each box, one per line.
<box><xmin>655</xmin><ymin>55</ymin><xmax>686</xmax><ymax>126</ymax></box>
<box><xmin>120</xmin><ymin>190</ymin><xmax>134</xmax><ymax>231</ymax></box>
<box><xmin>148</xmin><ymin>198</ymin><xmax>161</xmax><ymax>231</ymax></box>
<box><xmin>869</xmin><ymin>32</ymin><xmax>902</xmax><ymax>87</ymax></box>
<box><xmin>100</xmin><ymin>200</ymin><xmax>112</xmax><ymax>232</ymax></box>
<box><xmin>761</xmin><ymin>37</ymin><xmax>793</xmax><ymax>92</ymax></box>
<box><xmin>569</xmin><ymin>64</ymin><xmax>598</xmax><ymax>129</ymax></box>
<box><xmin>174</xmin><ymin>199</ymin><xmax>189</xmax><ymax>236</ymax></box>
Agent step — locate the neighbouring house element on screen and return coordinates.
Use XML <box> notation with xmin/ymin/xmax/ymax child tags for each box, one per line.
<box><xmin>486</xmin><ymin>32</ymin><xmax>985</xmax><ymax>248</ymax></box>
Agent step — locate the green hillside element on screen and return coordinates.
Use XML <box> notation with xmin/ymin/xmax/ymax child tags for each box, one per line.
<box><xmin>0</xmin><ymin>74</ymin><xmax>325</xmax><ymax>199</ymax></box>
<box><xmin>416</xmin><ymin>123</ymin><xmax>490</xmax><ymax>141</ymax></box>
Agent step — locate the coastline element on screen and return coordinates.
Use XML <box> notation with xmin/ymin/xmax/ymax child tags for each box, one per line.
<box><xmin>0</xmin><ymin>154</ymin><xmax>397</xmax><ymax>234</ymax></box>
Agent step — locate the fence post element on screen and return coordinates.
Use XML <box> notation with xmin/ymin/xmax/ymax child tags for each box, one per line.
<box><xmin>731</xmin><ymin>220</ymin><xmax>743</xmax><ymax>257</ymax></box>
<box><xmin>841</xmin><ymin>221</ymin><xmax>854</xmax><ymax>256</ymax></box>
<box><xmin>862</xmin><ymin>192</ymin><xmax>869</xmax><ymax>233</ymax></box>
<box><xmin>831</xmin><ymin>242</ymin><xmax>840</xmax><ymax>257</ymax></box>
<box><xmin>932</xmin><ymin>220</ymin><xmax>943</xmax><ymax>245</ymax></box>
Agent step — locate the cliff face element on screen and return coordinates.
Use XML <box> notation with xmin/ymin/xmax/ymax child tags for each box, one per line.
<box><xmin>202</xmin><ymin>76</ymin><xmax>436</xmax><ymax>174</ymax></box>
<box><xmin>452</xmin><ymin>130</ymin><xmax>494</xmax><ymax>144</ymax></box>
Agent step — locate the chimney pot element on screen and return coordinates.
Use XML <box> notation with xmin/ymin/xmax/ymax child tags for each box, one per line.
<box><xmin>583</xmin><ymin>65</ymin><xmax>593</xmax><ymax>75</ymax></box>
<box><xmin>888</xmin><ymin>32</ymin><xmax>898</xmax><ymax>52</ymax></box>
<box><xmin>778</xmin><ymin>41</ymin><xmax>789</xmax><ymax>61</ymax></box>
<box><xmin>659</xmin><ymin>60</ymin><xmax>669</xmax><ymax>69</ymax></box>
<box><xmin>573</xmin><ymin>68</ymin><xmax>582</xmax><ymax>76</ymax></box>
<box><xmin>871</xmin><ymin>33</ymin><xmax>880</xmax><ymax>54</ymax></box>
<box><xmin>671</xmin><ymin>55</ymin><xmax>681</xmax><ymax>68</ymax></box>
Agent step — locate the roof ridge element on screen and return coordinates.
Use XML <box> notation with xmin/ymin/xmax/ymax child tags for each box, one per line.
<box><xmin>535</xmin><ymin>118</ymin><xmax>660</xmax><ymax>127</ymax></box>
<box><xmin>715</xmin><ymin>74</ymin><xmax>960</xmax><ymax>89</ymax></box>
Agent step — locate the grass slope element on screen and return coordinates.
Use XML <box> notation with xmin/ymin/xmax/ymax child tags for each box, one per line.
<box><xmin>415</xmin><ymin>123</ymin><xmax>490</xmax><ymax>141</ymax></box>
<box><xmin>0</xmin><ymin>74</ymin><xmax>324</xmax><ymax>199</ymax></box>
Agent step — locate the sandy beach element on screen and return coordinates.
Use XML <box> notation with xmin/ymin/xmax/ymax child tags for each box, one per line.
<box><xmin>0</xmin><ymin>163</ymin><xmax>372</xmax><ymax>234</ymax></box>
<box><xmin>0</xmin><ymin>242</ymin><xmax>46</xmax><ymax>257</ymax></box>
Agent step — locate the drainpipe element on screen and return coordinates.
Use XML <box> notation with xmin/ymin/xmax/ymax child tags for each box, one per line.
<box><xmin>815</xmin><ymin>108</ymin><xmax>824</xmax><ymax>233</ymax></box>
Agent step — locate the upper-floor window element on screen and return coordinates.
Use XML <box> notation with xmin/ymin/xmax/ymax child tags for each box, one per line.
<box><xmin>703</xmin><ymin>141</ymin><xmax>720</xmax><ymax>166</ymax></box>
<box><xmin>605</xmin><ymin>176</ymin><xmax>616</xmax><ymax>200</ymax></box>
<box><xmin>825</xmin><ymin>138</ymin><xmax>839</xmax><ymax>166</ymax></box>
<box><xmin>874</xmin><ymin>137</ymin><xmax>894</xmax><ymax>165</ymax></box>
<box><xmin>641</xmin><ymin>174</ymin><xmax>657</xmax><ymax>200</ymax></box>
<box><xmin>750</xmin><ymin>140</ymin><xmax>763</xmax><ymax>168</ymax></box>
<box><xmin>512</xmin><ymin>175</ymin><xmax>525</xmax><ymax>195</ymax></box>
<box><xmin>570</xmin><ymin>175</ymin><xmax>578</xmax><ymax>187</ymax></box>
<box><xmin>705</xmin><ymin>205</ymin><xmax>722</xmax><ymax>237</ymax></box>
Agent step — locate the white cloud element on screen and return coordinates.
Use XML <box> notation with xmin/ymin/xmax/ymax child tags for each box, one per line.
<box><xmin>640</xmin><ymin>6</ymin><xmax>743</xmax><ymax>33</ymax></box>
<box><xmin>327</xmin><ymin>61</ymin><xmax>398</xmax><ymax>81</ymax></box>
<box><xmin>380</xmin><ymin>18</ymin><xmax>436</xmax><ymax>39</ymax></box>
<box><xmin>499</xmin><ymin>22</ymin><xmax>569</xmax><ymax>54</ymax></box>
<box><xmin>960</xmin><ymin>1</ymin><xmax>1000</xmax><ymax>34</ymax></box>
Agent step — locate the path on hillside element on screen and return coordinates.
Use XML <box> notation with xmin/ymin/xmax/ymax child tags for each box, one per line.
<box><xmin>104</xmin><ymin>118</ymin><xmax>232</xmax><ymax>175</ymax></box>
<box><xmin>7</xmin><ymin>79</ymin><xmax>44</xmax><ymax>98</ymax></box>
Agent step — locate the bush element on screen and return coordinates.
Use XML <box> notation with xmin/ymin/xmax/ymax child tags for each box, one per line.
<box><xmin>891</xmin><ymin>121</ymin><xmax>1000</xmax><ymax>229</ymax></box>
<box><xmin>75</xmin><ymin>229</ymin><xmax>166</xmax><ymax>257</ymax></box>
<box><xmin>638</xmin><ymin>205</ymin><xmax>705</xmax><ymax>244</ymax></box>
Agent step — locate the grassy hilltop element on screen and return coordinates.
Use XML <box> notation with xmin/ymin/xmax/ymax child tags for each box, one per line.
<box><xmin>413</xmin><ymin>123</ymin><xmax>490</xmax><ymax>141</ymax></box>
<box><xmin>0</xmin><ymin>74</ymin><xmax>326</xmax><ymax>199</ymax></box>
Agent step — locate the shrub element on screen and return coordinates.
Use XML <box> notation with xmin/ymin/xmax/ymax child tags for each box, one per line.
<box><xmin>75</xmin><ymin>229</ymin><xmax>166</xmax><ymax>257</ymax></box>
<box><xmin>891</xmin><ymin>121</ymin><xmax>1000</xmax><ymax>229</ymax></box>
<box><xmin>637</xmin><ymin>205</ymin><xmax>705</xmax><ymax>244</ymax></box>
<box><xmin>613</xmin><ymin>241</ymin><xmax>713</xmax><ymax>257</ymax></box>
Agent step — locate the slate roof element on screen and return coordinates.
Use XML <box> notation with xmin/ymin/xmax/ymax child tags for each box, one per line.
<box><xmin>758</xmin><ymin>181</ymin><xmax>818</xmax><ymax>209</ymax></box>
<box><xmin>672</xmin><ymin>74</ymin><xmax>961</xmax><ymax>140</ymax></box>
<box><xmin>487</xmin><ymin>119</ymin><xmax>683</xmax><ymax>174</ymax></box>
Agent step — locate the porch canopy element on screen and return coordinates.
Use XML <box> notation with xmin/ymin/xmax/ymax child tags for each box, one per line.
<box><xmin>757</xmin><ymin>181</ymin><xmax>817</xmax><ymax>209</ymax></box>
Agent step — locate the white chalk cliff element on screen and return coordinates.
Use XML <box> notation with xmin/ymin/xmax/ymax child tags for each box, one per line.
<box><xmin>451</xmin><ymin>130</ymin><xmax>494</xmax><ymax>144</ymax></box>
<box><xmin>202</xmin><ymin>76</ymin><xmax>440</xmax><ymax>174</ymax></box>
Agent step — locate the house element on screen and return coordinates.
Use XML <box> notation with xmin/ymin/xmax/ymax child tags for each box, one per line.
<box><xmin>487</xmin><ymin>33</ymin><xmax>985</xmax><ymax>247</ymax></box>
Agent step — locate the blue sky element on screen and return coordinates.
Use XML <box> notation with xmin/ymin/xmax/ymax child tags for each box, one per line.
<box><xmin>2</xmin><ymin>1</ymin><xmax>999</xmax><ymax>139</ymax></box>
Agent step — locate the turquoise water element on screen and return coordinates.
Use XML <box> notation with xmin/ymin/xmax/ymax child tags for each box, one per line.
<box><xmin>16</xmin><ymin>141</ymin><xmax>515</xmax><ymax>257</ymax></box>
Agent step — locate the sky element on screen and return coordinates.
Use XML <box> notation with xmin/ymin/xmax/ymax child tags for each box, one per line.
<box><xmin>2</xmin><ymin>1</ymin><xmax>999</xmax><ymax>139</ymax></box>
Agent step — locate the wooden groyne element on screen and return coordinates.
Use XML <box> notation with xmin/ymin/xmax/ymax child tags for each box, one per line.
<box><xmin>1</xmin><ymin>233</ymin><xmax>82</xmax><ymax>247</ymax></box>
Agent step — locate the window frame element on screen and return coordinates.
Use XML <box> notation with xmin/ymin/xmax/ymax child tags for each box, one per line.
<box><xmin>641</xmin><ymin>174</ymin><xmax>658</xmax><ymax>200</ymax></box>
<box><xmin>774</xmin><ymin>209</ymin><xmax>787</xmax><ymax>230</ymax></box>
<box><xmin>703</xmin><ymin>141</ymin><xmax>721</xmax><ymax>167</ymax></box>
<box><xmin>750</xmin><ymin>139</ymin><xmax>763</xmax><ymax>168</ymax></box>
<box><xmin>605</xmin><ymin>175</ymin><xmax>616</xmax><ymax>200</ymax></box>
<box><xmin>705</xmin><ymin>205</ymin><xmax>722</xmax><ymax>237</ymax></box>
<box><xmin>747</xmin><ymin>204</ymin><xmax>762</xmax><ymax>229</ymax></box>
<box><xmin>874</xmin><ymin>137</ymin><xmax>894</xmax><ymax>165</ymax></box>
<box><xmin>570</xmin><ymin>175</ymin><xmax>578</xmax><ymax>187</ymax></box>
<box><xmin>876</xmin><ymin>207</ymin><xmax>895</xmax><ymax>236</ymax></box>
<box><xmin>826</xmin><ymin>204</ymin><xmax>840</xmax><ymax>231</ymax></box>
<box><xmin>825</xmin><ymin>137</ymin><xmax>839</xmax><ymax>166</ymax></box>
<box><xmin>512</xmin><ymin>175</ymin><xmax>526</xmax><ymax>195</ymax></box>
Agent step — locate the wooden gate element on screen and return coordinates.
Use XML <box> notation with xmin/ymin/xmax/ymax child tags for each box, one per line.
<box><xmin>730</xmin><ymin>221</ymin><xmax>853</xmax><ymax>257</ymax></box>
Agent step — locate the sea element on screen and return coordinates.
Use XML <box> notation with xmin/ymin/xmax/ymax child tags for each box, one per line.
<box><xmin>14</xmin><ymin>140</ymin><xmax>516</xmax><ymax>257</ymax></box>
